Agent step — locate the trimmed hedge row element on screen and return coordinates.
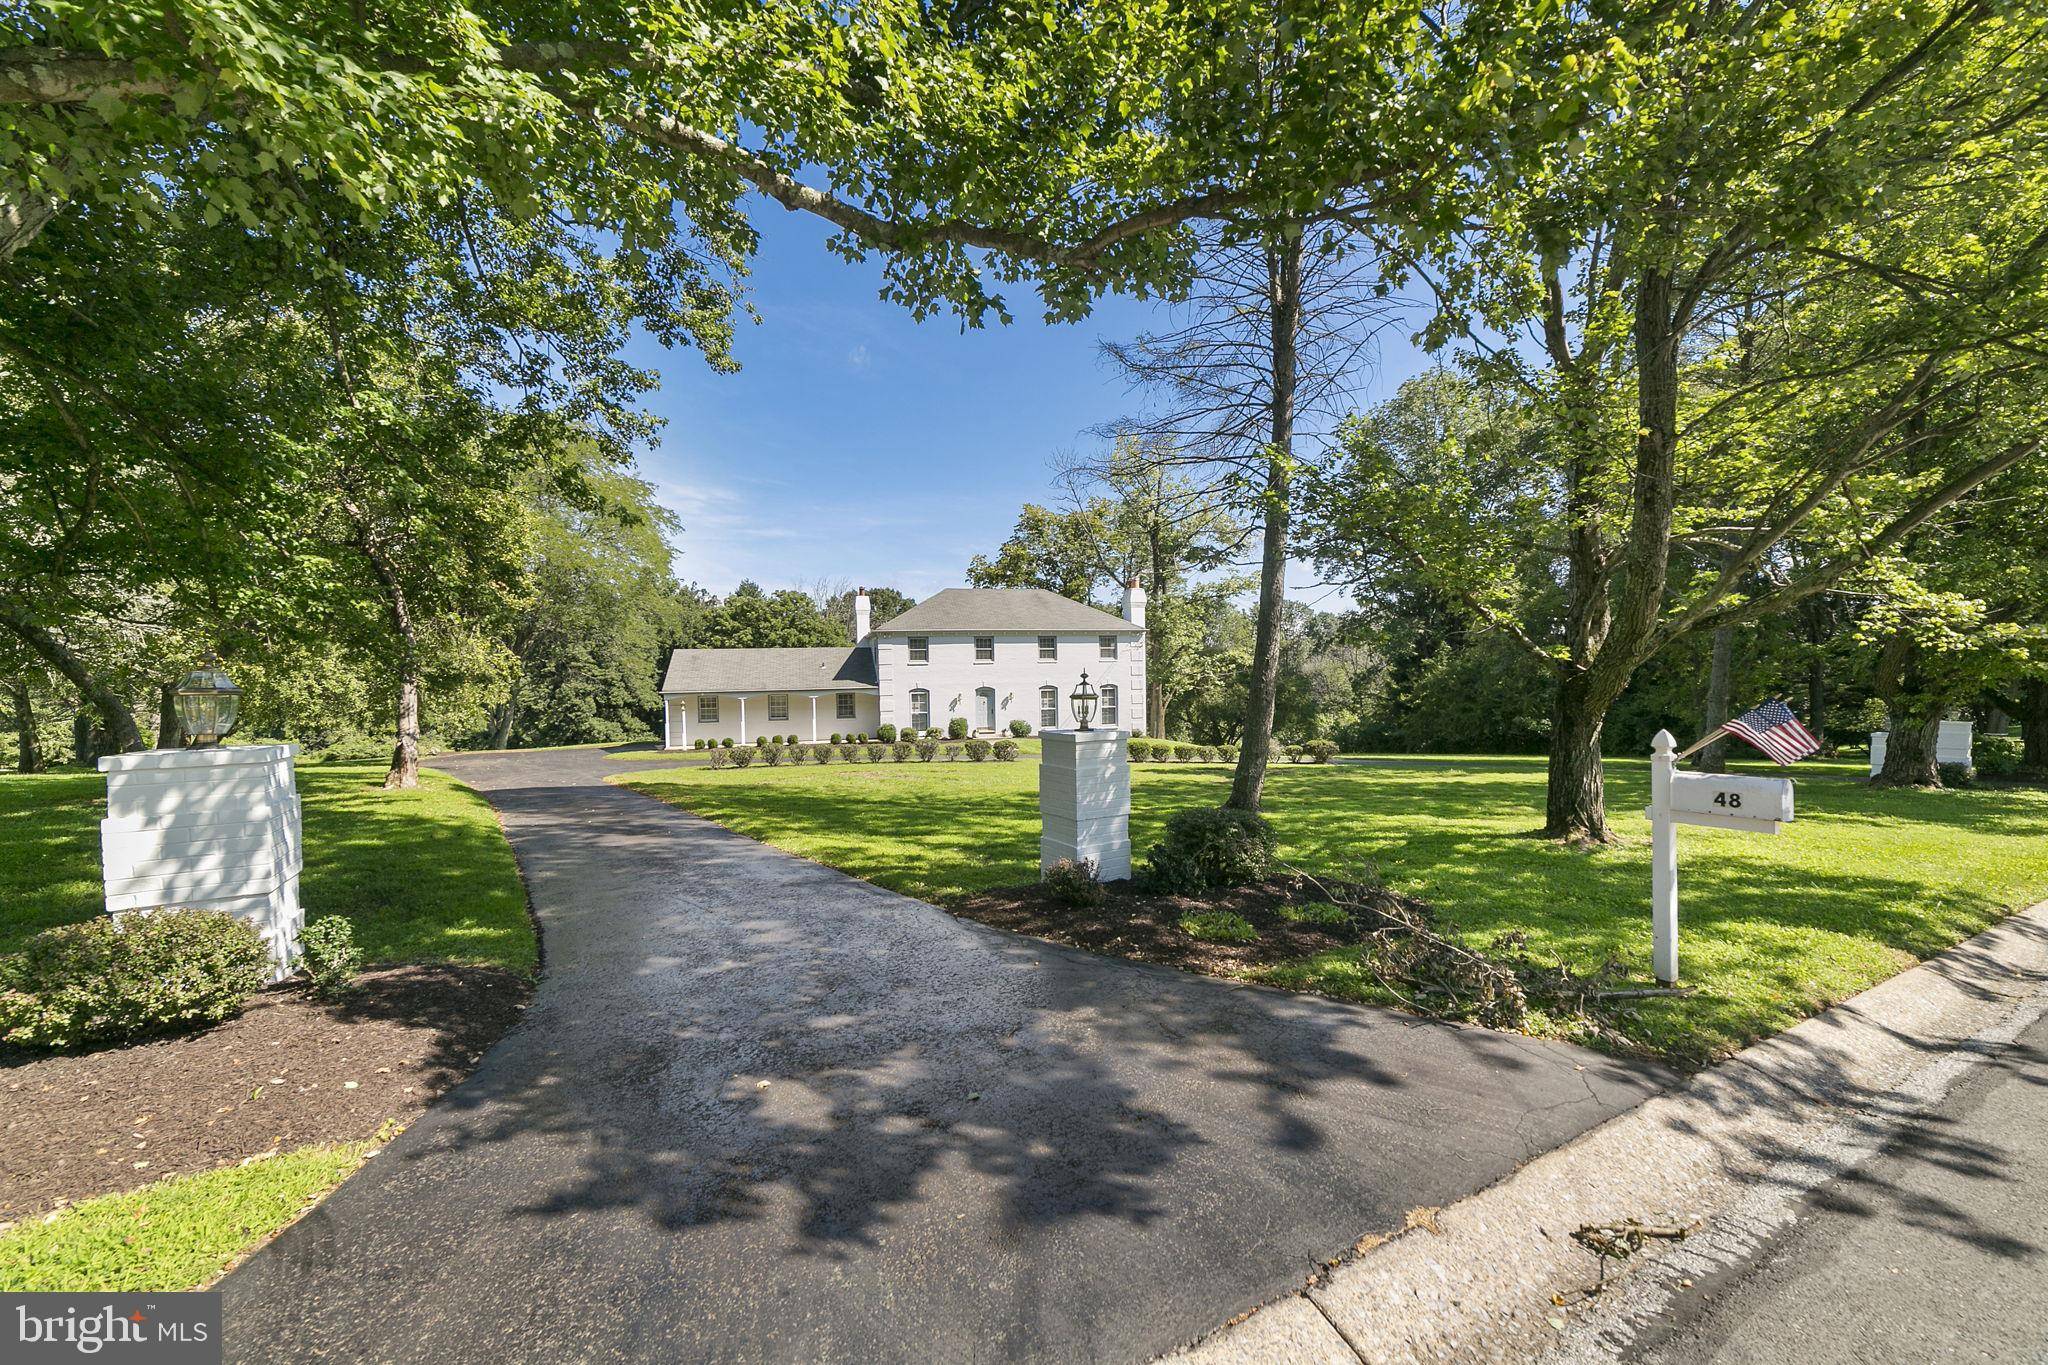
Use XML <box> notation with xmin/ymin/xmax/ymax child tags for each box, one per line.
<box><xmin>706</xmin><ymin>739</ymin><xmax>1023</xmax><ymax>768</ymax></box>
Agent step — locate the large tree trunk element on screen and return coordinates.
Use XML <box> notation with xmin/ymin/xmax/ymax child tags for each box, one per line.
<box><xmin>1226</xmin><ymin>227</ymin><xmax>1302</xmax><ymax>814</ymax></box>
<box><xmin>9</xmin><ymin>680</ymin><xmax>44</xmax><ymax>772</ymax></box>
<box><xmin>156</xmin><ymin>681</ymin><xmax>182</xmax><ymax>749</ymax></box>
<box><xmin>1691</xmin><ymin>623</ymin><xmax>1735</xmax><ymax>773</ymax></box>
<box><xmin>1807</xmin><ymin>652</ymin><xmax>1829</xmax><ymax>754</ymax></box>
<box><xmin>0</xmin><ymin>608</ymin><xmax>144</xmax><ymax>753</ymax></box>
<box><xmin>486</xmin><ymin>695</ymin><xmax>518</xmax><ymax>751</ymax></box>
<box><xmin>1876</xmin><ymin>705</ymin><xmax>1942</xmax><ymax>787</ymax></box>
<box><xmin>1544</xmin><ymin>673</ymin><xmax>1611</xmax><ymax>842</ymax></box>
<box><xmin>2022</xmin><ymin>678</ymin><xmax>2048</xmax><ymax>773</ymax></box>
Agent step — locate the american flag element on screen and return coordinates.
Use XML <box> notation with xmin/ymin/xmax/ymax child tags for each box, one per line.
<box><xmin>1721</xmin><ymin>698</ymin><xmax>1821</xmax><ymax>765</ymax></box>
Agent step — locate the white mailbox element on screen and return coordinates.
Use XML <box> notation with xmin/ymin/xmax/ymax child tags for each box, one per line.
<box><xmin>1666</xmin><ymin>771</ymin><xmax>1795</xmax><ymax>833</ymax></box>
<box><xmin>1644</xmin><ymin>731</ymin><xmax>1801</xmax><ymax>986</ymax></box>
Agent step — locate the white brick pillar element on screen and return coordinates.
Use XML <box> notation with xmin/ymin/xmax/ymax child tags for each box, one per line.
<box><xmin>99</xmin><ymin>744</ymin><xmax>306</xmax><ymax>981</ymax></box>
<box><xmin>1039</xmin><ymin>728</ymin><xmax>1131</xmax><ymax>882</ymax></box>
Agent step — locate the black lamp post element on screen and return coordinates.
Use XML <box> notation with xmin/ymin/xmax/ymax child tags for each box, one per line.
<box><xmin>172</xmin><ymin>658</ymin><xmax>242</xmax><ymax>748</ymax></box>
<box><xmin>1069</xmin><ymin>671</ymin><xmax>1099</xmax><ymax>731</ymax></box>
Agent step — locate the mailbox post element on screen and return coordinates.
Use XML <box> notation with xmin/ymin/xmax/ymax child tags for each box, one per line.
<box><xmin>1647</xmin><ymin>729</ymin><xmax>1794</xmax><ymax>986</ymax></box>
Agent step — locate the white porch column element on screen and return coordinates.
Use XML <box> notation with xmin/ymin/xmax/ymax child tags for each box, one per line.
<box><xmin>809</xmin><ymin>695</ymin><xmax>819</xmax><ymax>742</ymax></box>
<box><xmin>663</xmin><ymin>697</ymin><xmax>674</xmax><ymax>749</ymax></box>
<box><xmin>738</xmin><ymin>695</ymin><xmax>748</xmax><ymax>744</ymax></box>
<box><xmin>1039</xmin><ymin>729</ymin><xmax>1131</xmax><ymax>881</ymax></box>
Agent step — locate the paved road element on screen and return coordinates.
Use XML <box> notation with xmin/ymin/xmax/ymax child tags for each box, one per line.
<box><xmin>223</xmin><ymin>748</ymin><xmax>1667</xmax><ymax>1363</ymax></box>
<box><xmin>1626</xmin><ymin>1010</ymin><xmax>2048</xmax><ymax>1365</ymax></box>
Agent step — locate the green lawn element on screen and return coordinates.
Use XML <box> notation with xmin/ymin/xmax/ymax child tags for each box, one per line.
<box><xmin>0</xmin><ymin>1139</ymin><xmax>381</xmax><ymax>1290</ymax></box>
<box><xmin>616</xmin><ymin>754</ymin><xmax>2048</xmax><ymax>1064</ymax></box>
<box><xmin>0</xmin><ymin>764</ymin><xmax>534</xmax><ymax>972</ymax></box>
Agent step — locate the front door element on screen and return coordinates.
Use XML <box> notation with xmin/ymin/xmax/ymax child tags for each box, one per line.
<box><xmin>976</xmin><ymin>687</ymin><xmax>997</xmax><ymax>732</ymax></box>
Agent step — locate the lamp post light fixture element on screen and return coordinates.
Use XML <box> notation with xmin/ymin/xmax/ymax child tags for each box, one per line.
<box><xmin>1069</xmin><ymin>671</ymin><xmax>1100</xmax><ymax>732</ymax></box>
<box><xmin>173</xmin><ymin>659</ymin><xmax>242</xmax><ymax>748</ymax></box>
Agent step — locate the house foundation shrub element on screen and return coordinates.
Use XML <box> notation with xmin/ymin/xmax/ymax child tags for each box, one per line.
<box><xmin>692</xmin><ymin>739</ymin><xmax>706</xmax><ymax>750</ymax></box>
<box><xmin>948</xmin><ymin>717</ymin><xmax>969</xmax><ymax>739</ymax></box>
<box><xmin>1043</xmin><ymin>858</ymin><xmax>1107</xmax><ymax>908</ymax></box>
<box><xmin>299</xmin><ymin>916</ymin><xmax>361</xmax><ymax>1000</ymax></box>
<box><xmin>720</xmin><ymin>737</ymin><xmax>733</xmax><ymax>748</ymax></box>
<box><xmin>877</xmin><ymin>724</ymin><xmax>897</xmax><ymax>743</ymax></box>
<box><xmin>0</xmin><ymin>910</ymin><xmax>270</xmax><ymax>1051</ymax></box>
<box><xmin>830</xmin><ymin>733</ymin><xmax>843</xmax><ymax>744</ymax></box>
<box><xmin>1145</xmin><ymin>806</ymin><xmax>1279</xmax><ymax>894</ymax></box>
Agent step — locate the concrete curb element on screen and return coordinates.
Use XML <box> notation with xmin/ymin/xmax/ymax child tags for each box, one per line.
<box><xmin>1162</xmin><ymin>901</ymin><xmax>2048</xmax><ymax>1364</ymax></box>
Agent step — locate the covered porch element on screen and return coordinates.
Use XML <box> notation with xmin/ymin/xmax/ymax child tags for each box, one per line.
<box><xmin>662</xmin><ymin>688</ymin><xmax>880</xmax><ymax>748</ymax></box>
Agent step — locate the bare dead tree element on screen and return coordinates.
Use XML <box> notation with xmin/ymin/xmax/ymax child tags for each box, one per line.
<box><xmin>1081</xmin><ymin>222</ymin><xmax>1402</xmax><ymax>808</ymax></box>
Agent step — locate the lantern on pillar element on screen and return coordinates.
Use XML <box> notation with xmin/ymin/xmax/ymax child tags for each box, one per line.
<box><xmin>173</xmin><ymin>660</ymin><xmax>242</xmax><ymax>748</ymax></box>
<box><xmin>1069</xmin><ymin>671</ymin><xmax>1099</xmax><ymax>731</ymax></box>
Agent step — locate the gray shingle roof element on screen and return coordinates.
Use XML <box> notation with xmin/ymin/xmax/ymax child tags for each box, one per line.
<box><xmin>660</xmin><ymin>646</ymin><xmax>877</xmax><ymax>695</ymax></box>
<box><xmin>873</xmin><ymin>587</ymin><xmax>1141</xmax><ymax>635</ymax></box>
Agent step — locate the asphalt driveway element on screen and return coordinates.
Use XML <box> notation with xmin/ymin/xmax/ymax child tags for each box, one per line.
<box><xmin>222</xmin><ymin>748</ymin><xmax>1668</xmax><ymax>1363</ymax></box>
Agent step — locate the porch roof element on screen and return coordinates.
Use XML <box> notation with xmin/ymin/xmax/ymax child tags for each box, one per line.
<box><xmin>660</xmin><ymin>646</ymin><xmax>877</xmax><ymax>695</ymax></box>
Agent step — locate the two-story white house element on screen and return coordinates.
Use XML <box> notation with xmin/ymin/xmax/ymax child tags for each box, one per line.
<box><xmin>659</xmin><ymin>584</ymin><xmax>1147</xmax><ymax>747</ymax></box>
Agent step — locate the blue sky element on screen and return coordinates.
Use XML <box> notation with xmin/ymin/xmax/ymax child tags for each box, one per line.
<box><xmin>625</xmin><ymin>205</ymin><xmax>1436</xmax><ymax>603</ymax></box>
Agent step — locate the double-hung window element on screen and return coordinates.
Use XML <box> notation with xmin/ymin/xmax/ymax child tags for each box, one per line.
<box><xmin>975</xmin><ymin>636</ymin><xmax>995</xmax><ymax>663</ymax></box>
<box><xmin>1100</xmin><ymin>684</ymin><xmax>1119</xmax><ymax>727</ymax></box>
<box><xmin>836</xmin><ymin>692</ymin><xmax>857</xmax><ymax>720</ymax></box>
<box><xmin>697</xmin><ymin>696</ymin><xmax>720</xmax><ymax>723</ymax></box>
<box><xmin>1099</xmin><ymin>634</ymin><xmax>1119</xmax><ymax>660</ymax></box>
<box><xmin>910</xmin><ymin>689</ymin><xmax>931</xmax><ymax>732</ymax></box>
<box><xmin>1038</xmin><ymin>635</ymin><xmax>1057</xmax><ymax>661</ymax></box>
<box><xmin>908</xmin><ymin>636</ymin><xmax>929</xmax><ymax>664</ymax></box>
<box><xmin>1039</xmin><ymin>686</ymin><xmax>1059</xmax><ymax>729</ymax></box>
<box><xmin>768</xmin><ymin>694</ymin><xmax>789</xmax><ymax>722</ymax></box>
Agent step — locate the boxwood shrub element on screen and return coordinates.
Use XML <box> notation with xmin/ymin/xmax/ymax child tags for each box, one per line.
<box><xmin>877</xmin><ymin>724</ymin><xmax>897</xmax><ymax>743</ymax></box>
<box><xmin>1008</xmin><ymin>719</ymin><xmax>1032</xmax><ymax>738</ymax></box>
<box><xmin>1145</xmin><ymin>806</ymin><xmax>1279</xmax><ymax>894</ymax></box>
<box><xmin>0</xmin><ymin>910</ymin><xmax>271</xmax><ymax>1051</ymax></box>
<box><xmin>948</xmin><ymin>717</ymin><xmax>970</xmax><ymax>740</ymax></box>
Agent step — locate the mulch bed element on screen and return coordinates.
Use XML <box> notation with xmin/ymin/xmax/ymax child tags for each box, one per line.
<box><xmin>953</xmin><ymin>873</ymin><xmax>1407</xmax><ymax>979</ymax></box>
<box><xmin>0</xmin><ymin>965</ymin><xmax>530</xmax><ymax>1223</ymax></box>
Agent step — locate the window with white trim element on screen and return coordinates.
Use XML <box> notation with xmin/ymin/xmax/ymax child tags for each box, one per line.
<box><xmin>1099</xmin><ymin>634</ymin><xmax>1119</xmax><ymax>660</ymax></box>
<box><xmin>768</xmin><ymin>694</ymin><xmax>789</xmax><ymax>722</ymax></box>
<box><xmin>975</xmin><ymin>636</ymin><xmax>995</xmax><ymax>663</ymax></box>
<box><xmin>910</xmin><ymin>689</ymin><xmax>931</xmax><ymax>731</ymax></box>
<box><xmin>836</xmin><ymin>692</ymin><xmax>856</xmax><ymax>720</ymax></box>
<box><xmin>1039</xmin><ymin>686</ymin><xmax>1059</xmax><ymax>728</ymax></box>
<box><xmin>908</xmin><ymin>636</ymin><xmax>929</xmax><ymax>664</ymax></box>
<box><xmin>1100</xmin><ymin>684</ymin><xmax>1119</xmax><ymax>726</ymax></box>
<box><xmin>1038</xmin><ymin>635</ymin><xmax>1057</xmax><ymax>661</ymax></box>
<box><xmin>697</xmin><ymin>696</ymin><xmax>719</xmax><ymax>723</ymax></box>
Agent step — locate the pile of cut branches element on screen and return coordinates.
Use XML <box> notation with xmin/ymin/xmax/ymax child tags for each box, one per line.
<box><xmin>1286</xmin><ymin>866</ymin><xmax>1650</xmax><ymax>1052</ymax></box>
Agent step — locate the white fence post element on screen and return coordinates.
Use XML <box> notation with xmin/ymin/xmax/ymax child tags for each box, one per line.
<box><xmin>1650</xmin><ymin>729</ymin><xmax>1680</xmax><ymax>986</ymax></box>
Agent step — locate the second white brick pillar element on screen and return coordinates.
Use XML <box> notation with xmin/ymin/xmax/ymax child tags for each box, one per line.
<box><xmin>1039</xmin><ymin>728</ymin><xmax>1132</xmax><ymax>882</ymax></box>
